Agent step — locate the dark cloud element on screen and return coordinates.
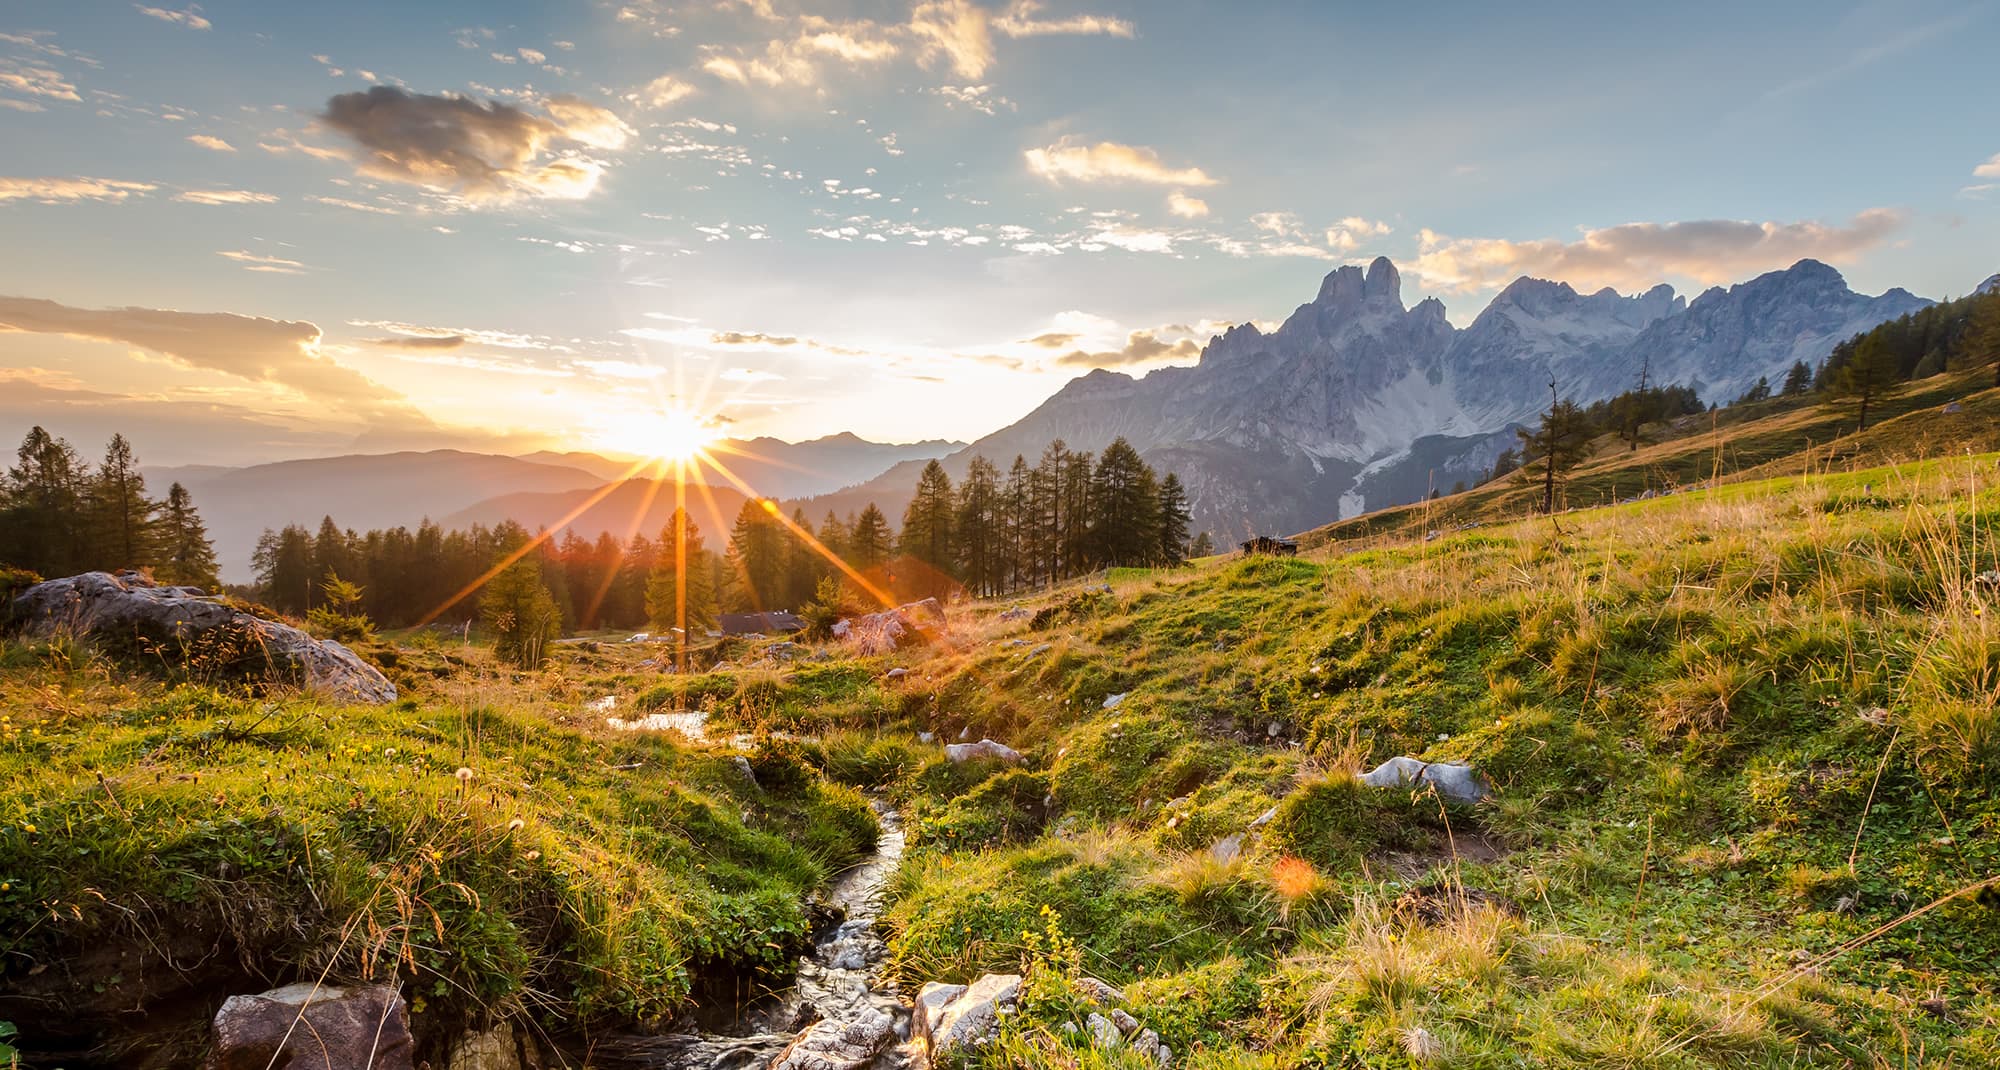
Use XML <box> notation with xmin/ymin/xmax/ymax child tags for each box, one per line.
<box><xmin>1055</xmin><ymin>330</ymin><xmax>1201</xmax><ymax>368</ymax></box>
<box><xmin>0</xmin><ymin>295</ymin><xmax>416</xmax><ymax>419</ymax></box>
<box><xmin>367</xmin><ymin>333</ymin><xmax>467</xmax><ymax>350</ymax></box>
<box><xmin>318</xmin><ymin>86</ymin><xmax>623</xmax><ymax>201</ymax></box>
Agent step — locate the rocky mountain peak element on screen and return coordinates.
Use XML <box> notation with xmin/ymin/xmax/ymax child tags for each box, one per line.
<box><xmin>1973</xmin><ymin>272</ymin><xmax>1999</xmax><ymax>296</ymax></box>
<box><xmin>1364</xmin><ymin>256</ymin><xmax>1402</xmax><ymax>304</ymax></box>
<box><xmin>1313</xmin><ymin>256</ymin><xmax>1405</xmax><ymax>312</ymax></box>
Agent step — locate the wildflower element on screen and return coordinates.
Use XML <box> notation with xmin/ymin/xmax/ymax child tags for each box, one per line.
<box><xmin>21</xmin><ymin>824</ymin><xmax>34</xmax><ymax>834</ymax></box>
<box><xmin>454</xmin><ymin>767</ymin><xmax>475</xmax><ymax>782</ymax></box>
<box><xmin>525</xmin><ymin>850</ymin><xmax>541</xmax><ymax>861</ymax></box>
<box><xmin>384</xmin><ymin>748</ymin><xmax>398</xmax><ymax>758</ymax></box>
<box><xmin>507</xmin><ymin>818</ymin><xmax>525</xmax><ymax>832</ymax></box>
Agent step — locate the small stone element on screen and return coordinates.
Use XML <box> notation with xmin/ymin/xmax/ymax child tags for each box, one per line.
<box><xmin>1103</xmin><ymin>692</ymin><xmax>1128</xmax><ymax>710</ymax></box>
<box><xmin>1086</xmin><ymin>1013</ymin><xmax>1122</xmax><ymax>1049</ymax></box>
<box><xmin>1110</xmin><ymin>1009</ymin><xmax>1140</xmax><ymax>1035</ymax></box>
<box><xmin>1251</xmin><ymin>807</ymin><xmax>1278</xmax><ymax>828</ymax></box>
<box><xmin>885</xmin><ymin>667</ymin><xmax>909</xmax><ymax>680</ymax></box>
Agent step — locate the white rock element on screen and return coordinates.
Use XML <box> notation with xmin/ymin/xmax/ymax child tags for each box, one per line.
<box><xmin>945</xmin><ymin>738</ymin><xmax>1023</xmax><ymax>764</ymax></box>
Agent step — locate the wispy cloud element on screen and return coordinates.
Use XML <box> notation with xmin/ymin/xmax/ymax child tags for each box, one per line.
<box><xmin>1026</xmin><ymin>138</ymin><xmax>1219</xmax><ymax>187</ymax></box>
<box><xmin>0</xmin><ymin>59</ymin><xmax>81</xmax><ymax>102</ymax></box>
<box><xmin>1412</xmin><ymin>209</ymin><xmax>1905</xmax><ymax>293</ymax></box>
<box><xmin>1975</xmin><ymin>152</ymin><xmax>2000</xmax><ymax>179</ymax></box>
<box><xmin>186</xmin><ymin>133</ymin><xmax>236</xmax><ymax>152</ymax></box>
<box><xmin>0</xmin><ymin>176</ymin><xmax>156</xmax><ymax>203</ymax></box>
<box><xmin>218</xmin><ymin>249</ymin><xmax>305</xmax><ymax>274</ymax></box>
<box><xmin>176</xmin><ymin>188</ymin><xmax>278</xmax><ymax>206</ymax></box>
<box><xmin>134</xmin><ymin>4</ymin><xmax>212</xmax><ymax>31</ymax></box>
<box><xmin>1166</xmin><ymin>192</ymin><xmax>1209</xmax><ymax>219</ymax></box>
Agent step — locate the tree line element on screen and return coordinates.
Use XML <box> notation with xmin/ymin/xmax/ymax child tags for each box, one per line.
<box><xmin>0</xmin><ymin>427</ymin><xmax>219</xmax><ymax>589</ymax></box>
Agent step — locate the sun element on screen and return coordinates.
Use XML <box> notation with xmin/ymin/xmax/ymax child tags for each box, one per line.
<box><xmin>624</xmin><ymin>406</ymin><xmax>719</xmax><ymax>462</ymax></box>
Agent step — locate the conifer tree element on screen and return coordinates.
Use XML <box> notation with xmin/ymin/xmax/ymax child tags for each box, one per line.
<box><xmin>1516</xmin><ymin>382</ymin><xmax>1594</xmax><ymax>514</ymax></box>
<box><xmin>900</xmin><ymin>459</ymin><xmax>956</xmax><ymax>595</ymax></box>
<box><xmin>955</xmin><ymin>456</ymin><xmax>1003</xmax><ymax>596</ymax></box>
<box><xmin>1188</xmin><ymin>532</ymin><xmax>1215</xmax><ymax>558</ymax></box>
<box><xmin>1089</xmin><ymin>438</ymin><xmax>1158</xmax><ymax>566</ymax></box>
<box><xmin>253</xmin><ymin>523</ymin><xmax>317</xmax><ymax>614</ymax></box>
<box><xmin>1780</xmin><ymin>360</ymin><xmax>1813</xmax><ymax>397</ymax></box>
<box><xmin>646</xmin><ymin>508</ymin><xmax>716</xmax><ymax>635</ymax></box>
<box><xmin>1001</xmin><ymin>455</ymin><xmax>1034</xmax><ymax>592</ymax></box>
<box><xmin>1</xmin><ymin>426</ymin><xmax>89</xmax><ymax>576</ymax></box>
<box><xmin>155</xmin><ymin>482</ymin><xmax>220</xmax><ymax>590</ymax></box>
<box><xmin>1156</xmin><ymin>472</ymin><xmax>1191</xmax><ymax>566</ymax></box>
<box><xmin>482</xmin><ymin>555</ymin><xmax>561</xmax><ymax>668</ymax></box>
<box><xmin>848</xmin><ymin>504</ymin><xmax>893</xmax><ymax>571</ymax></box>
<box><xmin>90</xmin><ymin>433</ymin><xmax>156</xmax><ymax>569</ymax></box>
<box><xmin>1830</xmin><ymin>332</ymin><xmax>1898</xmax><ymax>430</ymax></box>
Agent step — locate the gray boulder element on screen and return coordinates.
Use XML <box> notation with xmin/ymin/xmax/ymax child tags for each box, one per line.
<box><xmin>833</xmin><ymin>598</ymin><xmax>948</xmax><ymax>655</ymax></box>
<box><xmin>1359</xmin><ymin>756</ymin><xmax>1489</xmax><ymax>803</ymax></box>
<box><xmin>771</xmin><ymin>1006</ymin><xmax>899</xmax><ymax>1070</ymax></box>
<box><xmin>212</xmin><ymin>982</ymin><xmax>413</xmax><ymax>1070</ymax></box>
<box><xmin>914</xmin><ymin>973</ymin><xmax>1020</xmax><ymax>1058</ymax></box>
<box><xmin>9</xmin><ymin>571</ymin><xmax>395</xmax><ymax>704</ymax></box>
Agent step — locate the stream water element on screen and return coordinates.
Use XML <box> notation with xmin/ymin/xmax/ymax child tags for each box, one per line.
<box><xmin>595</xmin><ymin>803</ymin><xmax>917</xmax><ymax>1070</ymax></box>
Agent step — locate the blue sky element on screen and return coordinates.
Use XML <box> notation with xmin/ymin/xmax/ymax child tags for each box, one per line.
<box><xmin>2</xmin><ymin>0</ymin><xmax>1995</xmax><ymax>465</ymax></box>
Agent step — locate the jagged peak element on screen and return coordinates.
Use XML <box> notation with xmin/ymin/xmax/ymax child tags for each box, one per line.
<box><xmin>1363</xmin><ymin>256</ymin><xmax>1401</xmax><ymax>303</ymax></box>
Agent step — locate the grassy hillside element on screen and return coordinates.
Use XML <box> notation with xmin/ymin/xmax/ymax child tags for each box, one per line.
<box><xmin>1311</xmin><ymin>367</ymin><xmax>2000</xmax><ymax>549</ymax></box>
<box><xmin>3</xmin><ymin>449</ymin><xmax>1997</xmax><ymax>1067</ymax></box>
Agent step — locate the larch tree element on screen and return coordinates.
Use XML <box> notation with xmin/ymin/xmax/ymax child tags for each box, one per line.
<box><xmin>2</xmin><ymin>426</ymin><xmax>90</xmax><ymax>576</ymax></box>
<box><xmin>1516</xmin><ymin>381</ymin><xmax>1595</xmax><ymax>514</ymax></box>
<box><xmin>90</xmin><ymin>433</ymin><xmax>157</xmax><ymax>570</ymax></box>
<box><xmin>1156</xmin><ymin>472</ymin><xmax>1191</xmax><ymax>566</ymax></box>
<box><xmin>954</xmin><ymin>455</ymin><xmax>1004</xmax><ymax>596</ymax></box>
<box><xmin>848</xmin><ymin>504</ymin><xmax>893</xmax><ymax>572</ymax></box>
<box><xmin>646</xmin><ymin>508</ymin><xmax>716</xmax><ymax>635</ymax></box>
<box><xmin>899</xmin><ymin>460</ymin><xmax>957</xmax><ymax>595</ymax></box>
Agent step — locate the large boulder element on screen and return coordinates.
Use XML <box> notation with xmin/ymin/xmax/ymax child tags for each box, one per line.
<box><xmin>211</xmin><ymin>982</ymin><xmax>413</xmax><ymax>1070</ymax></box>
<box><xmin>913</xmin><ymin>973</ymin><xmax>1019</xmax><ymax>1059</ymax></box>
<box><xmin>832</xmin><ymin>598</ymin><xmax>947</xmax><ymax>655</ymax></box>
<box><xmin>7</xmin><ymin>571</ymin><xmax>395</xmax><ymax>704</ymax></box>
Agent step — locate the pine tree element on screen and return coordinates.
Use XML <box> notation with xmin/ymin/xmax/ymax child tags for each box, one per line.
<box><xmin>786</xmin><ymin>507</ymin><xmax>824</xmax><ymax>609</ymax></box>
<box><xmin>1</xmin><ymin>426</ymin><xmax>90</xmax><ymax>576</ymax></box>
<box><xmin>1516</xmin><ymin>381</ymin><xmax>1594</xmax><ymax>514</ymax></box>
<box><xmin>726</xmin><ymin>499</ymin><xmax>787</xmax><ymax>609</ymax></box>
<box><xmin>1780</xmin><ymin>360</ymin><xmax>1813</xmax><ymax>397</ymax></box>
<box><xmin>482</xmin><ymin>556</ymin><xmax>561</xmax><ymax>668</ymax></box>
<box><xmin>310</xmin><ymin>516</ymin><xmax>352</xmax><ymax>601</ymax></box>
<box><xmin>899</xmin><ymin>460</ymin><xmax>956</xmax><ymax>596</ymax></box>
<box><xmin>155</xmin><ymin>482</ymin><xmax>220</xmax><ymax>590</ymax></box>
<box><xmin>646</xmin><ymin>508</ymin><xmax>717</xmax><ymax>636</ymax></box>
<box><xmin>1001</xmin><ymin>455</ymin><xmax>1034</xmax><ymax>592</ymax></box>
<box><xmin>849</xmin><ymin>504</ymin><xmax>893</xmax><ymax>571</ymax></box>
<box><xmin>89</xmin><ymin>434</ymin><xmax>157</xmax><ymax>569</ymax></box>
<box><xmin>1156</xmin><ymin>472</ymin><xmax>1191</xmax><ymax>566</ymax></box>
<box><xmin>1188</xmin><ymin>532</ymin><xmax>1215</xmax><ymax>558</ymax></box>
<box><xmin>1969</xmin><ymin>292</ymin><xmax>2000</xmax><ymax>387</ymax></box>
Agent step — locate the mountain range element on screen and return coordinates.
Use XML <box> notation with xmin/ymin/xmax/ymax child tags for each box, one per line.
<box><xmin>147</xmin><ymin>434</ymin><xmax>960</xmax><ymax>582</ymax></box>
<box><xmin>811</xmin><ymin>257</ymin><xmax>1935</xmax><ymax>542</ymax></box>
<box><xmin>135</xmin><ymin>258</ymin><xmax>1965</xmax><ymax>581</ymax></box>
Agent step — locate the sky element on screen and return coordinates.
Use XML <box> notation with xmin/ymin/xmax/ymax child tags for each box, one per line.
<box><xmin>2</xmin><ymin>0</ymin><xmax>1996</xmax><ymax>467</ymax></box>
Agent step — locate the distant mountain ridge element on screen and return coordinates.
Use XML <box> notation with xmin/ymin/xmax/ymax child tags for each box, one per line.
<box><xmin>152</xmin><ymin>433</ymin><xmax>961</xmax><ymax>583</ymax></box>
<box><xmin>809</xmin><ymin>257</ymin><xmax>1938</xmax><ymax>544</ymax></box>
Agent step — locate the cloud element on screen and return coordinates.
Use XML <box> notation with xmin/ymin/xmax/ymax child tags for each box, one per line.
<box><xmin>710</xmin><ymin>330</ymin><xmax>801</xmax><ymax>347</ymax></box>
<box><xmin>134</xmin><ymin>4</ymin><xmax>211</xmax><ymax>30</ymax></box>
<box><xmin>0</xmin><ymin>176</ymin><xmax>156</xmax><ymax>203</ymax></box>
<box><xmin>217</xmin><ymin>249</ymin><xmax>305</xmax><ymax>274</ymax></box>
<box><xmin>1976</xmin><ymin>152</ymin><xmax>2000</xmax><ymax>179</ymax></box>
<box><xmin>1026</xmin><ymin>139</ymin><xmax>1218</xmax><ymax>187</ymax></box>
<box><xmin>634</xmin><ymin>73</ymin><xmax>698</xmax><ymax>108</ymax></box>
<box><xmin>185</xmin><ymin>133</ymin><xmax>236</xmax><ymax>152</ymax></box>
<box><xmin>702</xmin><ymin>25</ymin><xmax>900</xmax><ymax>88</ymax></box>
<box><xmin>1087</xmin><ymin>225</ymin><xmax>1176</xmax><ymax>254</ymax></box>
<box><xmin>0</xmin><ymin>59</ymin><xmax>80</xmax><ymax>102</ymax></box>
<box><xmin>175</xmin><ymin>188</ymin><xmax>278</xmax><ymax>205</ymax></box>
<box><xmin>719</xmin><ymin>366</ymin><xmax>783</xmax><ymax>384</ymax></box>
<box><xmin>349</xmin><ymin>320</ymin><xmax>571</xmax><ymax>352</ymax></box>
<box><xmin>994</xmin><ymin>0</ymin><xmax>1134</xmax><ymax>38</ymax></box>
<box><xmin>1167</xmin><ymin>191</ymin><xmax>1209</xmax><ymax>219</ymax></box>
<box><xmin>367</xmin><ymin>333</ymin><xmax>467</xmax><ymax>350</ymax></box>
<box><xmin>930</xmin><ymin>84</ymin><xmax>1012</xmax><ymax>115</ymax></box>
<box><xmin>1412</xmin><ymin>209</ymin><xmax>1906</xmax><ymax>293</ymax></box>
<box><xmin>1325</xmin><ymin>216</ymin><xmax>1392</xmax><ymax>251</ymax></box>
<box><xmin>317</xmin><ymin>86</ymin><xmax>630</xmax><ymax>202</ymax></box>
<box><xmin>1055</xmin><ymin>329</ymin><xmax>1201</xmax><ymax>369</ymax></box>
<box><xmin>1023</xmin><ymin>331</ymin><xmax>1079</xmax><ymax>348</ymax></box>
<box><xmin>0</xmin><ymin>296</ymin><xmax>412</xmax><ymax>417</ymax></box>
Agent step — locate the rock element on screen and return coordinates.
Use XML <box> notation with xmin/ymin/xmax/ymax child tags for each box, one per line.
<box><xmin>771</xmin><ymin>1006</ymin><xmax>898</xmax><ymax>1070</ymax></box>
<box><xmin>997</xmin><ymin>607</ymin><xmax>1032</xmax><ymax>623</ymax></box>
<box><xmin>1132</xmin><ymin>1028</ymin><xmax>1168</xmax><ymax>1064</ymax></box>
<box><xmin>1359</xmin><ymin>756</ymin><xmax>1489</xmax><ymax>803</ymax></box>
<box><xmin>447</xmin><ymin>1021</ymin><xmax>536</xmax><ymax>1070</ymax></box>
<box><xmin>1110</xmin><ymin>1009</ymin><xmax>1140</xmax><ymax>1036</ymax></box>
<box><xmin>1251</xmin><ymin>807</ymin><xmax>1278</xmax><ymax>828</ymax></box>
<box><xmin>885</xmin><ymin>667</ymin><xmax>909</xmax><ymax>680</ymax></box>
<box><xmin>1103</xmin><ymin>692</ymin><xmax>1128</xmax><ymax>709</ymax></box>
<box><xmin>212</xmin><ymin>982</ymin><xmax>414</xmax><ymax>1070</ymax></box>
<box><xmin>9</xmin><ymin>571</ymin><xmax>396</xmax><ymax>704</ymax></box>
<box><xmin>1209</xmin><ymin>833</ymin><xmax>1243</xmax><ymax>865</ymax></box>
<box><xmin>945</xmin><ymin>738</ymin><xmax>1023</xmax><ymax>764</ymax></box>
<box><xmin>914</xmin><ymin>974</ymin><xmax>1020</xmax><ymax>1058</ymax></box>
<box><xmin>1086</xmin><ymin>1012</ymin><xmax>1123</xmax><ymax>1049</ymax></box>
<box><xmin>833</xmin><ymin>598</ymin><xmax>947</xmax><ymax>655</ymax></box>
<box><xmin>606</xmin><ymin>710</ymin><xmax>708</xmax><ymax>739</ymax></box>
<box><xmin>1074</xmin><ymin>976</ymin><xmax>1124</xmax><ymax>1008</ymax></box>
<box><xmin>732</xmin><ymin>755</ymin><xmax>760</xmax><ymax>787</ymax></box>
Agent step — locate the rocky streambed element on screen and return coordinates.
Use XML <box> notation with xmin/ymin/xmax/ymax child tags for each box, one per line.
<box><xmin>596</xmin><ymin>804</ymin><xmax>919</xmax><ymax>1070</ymax></box>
